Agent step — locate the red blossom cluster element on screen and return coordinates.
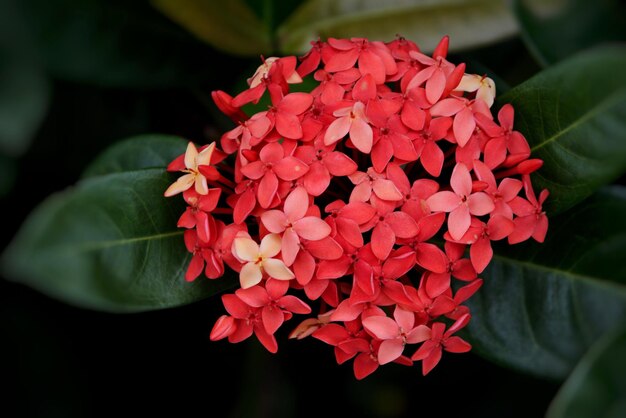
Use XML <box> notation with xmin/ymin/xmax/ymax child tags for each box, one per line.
<box><xmin>164</xmin><ymin>36</ymin><xmax>549</xmax><ymax>379</ymax></box>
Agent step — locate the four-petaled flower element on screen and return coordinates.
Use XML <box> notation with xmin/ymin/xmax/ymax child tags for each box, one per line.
<box><xmin>233</xmin><ymin>233</ymin><xmax>295</xmax><ymax>289</ymax></box>
<box><xmin>164</xmin><ymin>142</ymin><xmax>216</xmax><ymax>197</ymax></box>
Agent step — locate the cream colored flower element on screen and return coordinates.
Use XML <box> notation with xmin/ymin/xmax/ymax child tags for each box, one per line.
<box><xmin>164</xmin><ymin>142</ymin><xmax>216</xmax><ymax>197</ymax></box>
<box><xmin>456</xmin><ymin>73</ymin><xmax>496</xmax><ymax>107</ymax></box>
<box><xmin>232</xmin><ymin>233</ymin><xmax>294</xmax><ymax>289</ymax></box>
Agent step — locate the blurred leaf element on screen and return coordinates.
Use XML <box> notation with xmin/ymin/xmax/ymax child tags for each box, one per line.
<box><xmin>152</xmin><ymin>0</ymin><xmax>272</xmax><ymax>56</ymax></box>
<box><xmin>0</xmin><ymin>154</ymin><xmax>17</xmax><ymax>197</ymax></box>
<box><xmin>82</xmin><ymin>134</ymin><xmax>188</xmax><ymax>178</ymax></box>
<box><xmin>0</xmin><ymin>53</ymin><xmax>50</xmax><ymax>156</ymax></box>
<box><xmin>546</xmin><ymin>326</ymin><xmax>626</xmax><ymax>418</ymax></box>
<box><xmin>514</xmin><ymin>0</ymin><xmax>626</xmax><ymax>67</ymax></box>
<box><xmin>243</xmin><ymin>0</ymin><xmax>304</xmax><ymax>32</ymax></box>
<box><xmin>2</xmin><ymin>0</ymin><xmax>219</xmax><ymax>88</ymax></box>
<box><xmin>1</xmin><ymin>135</ymin><xmax>236</xmax><ymax>312</ymax></box>
<box><xmin>276</xmin><ymin>0</ymin><xmax>518</xmax><ymax>54</ymax></box>
<box><xmin>497</xmin><ymin>46</ymin><xmax>626</xmax><ymax>215</ymax></box>
<box><xmin>466</xmin><ymin>186</ymin><xmax>626</xmax><ymax>380</ymax></box>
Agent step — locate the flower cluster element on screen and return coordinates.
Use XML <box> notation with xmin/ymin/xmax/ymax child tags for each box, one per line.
<box><xmin>164</xmin><ymin>36</ymin><xmax>549</xmax><ymax>379</ymax></box>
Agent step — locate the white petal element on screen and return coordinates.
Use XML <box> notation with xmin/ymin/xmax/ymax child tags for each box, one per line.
<box><xmin>240</xmin><ymin>262</ymin><xmax>263</xmax><ymax>289</ymax></box>
<box><xmin>194</xmin><ymin>174</ymin><xmax>209</xmax><ymax>195</ymax></box>
<box><xmin>262</xmin><ymin>258</ymin><xmax>295</xmax><ymax>280</ymax></box>
<box><xmin>184</xmin><ymin>142</ymin><xmax>198</xmax><ymax>169</ymax></box>
<box><xmin>233</xmin><ymin>237</ymin><xmax>260</xmax><ymax>262</ymax></box>
<box><xmin>259</xmin><ymin>233</ymin><xmax>282</xmax><ymax>258</ymax></box>
<box><xmin>456</xmin><ymin>74</ymin><xmax>481</xmax><ymax>93</ymax></box>
<box><xmin>196</xmin><ymin>142</ymin><xmax>216</xmax><ymax>167</ymax></box>
<box><xmin>164</xmin><ymin>174</ymin><xmax>194</xmax><ymax>197</ymax></box>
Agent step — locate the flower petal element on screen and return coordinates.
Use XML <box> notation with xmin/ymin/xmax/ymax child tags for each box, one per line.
<box><xmin>260</xmin><ymin>233</ymin><xmax>282</xmax><ymax>258</ymax></box>
<box><xmin>294</xmin><ymin>217</ymin><xmax>331</xmax><ymax>240</ymax></box>
<box><xmin>349</xmin><ymin>118</ymin><xmax>373</xmax><ymax>154</ymax></box>
<box><xmin>261</xmin><ymin>210</ymin><xmax>289</xmax><ymax>234</ymax></box>
<box><xmin>426</xmin><ymin>191</ymin><xmax>459</xmax><ymax>212</ymax></box>
<box><xmin>448</xmin><ymin>205</ymin><xmax>471</xmax><ymax>241</ymax></box>
<box><xmin>377</xmin><ymin>339</ymin><xmax>404</xmax><ymax>365</ymax></box>
<box><xmin>273</xmin><ymin>156</ymin><xmax>309</xmax><ymax>181</ymax></box>
<box><xmin>324</xmin><ymin>116</ymin><xmax>351</xmax><ymax>145</ymax></box>
<box><xmin>262</xmin><ymin>258</ymin><xmax>295</xmax><ymax>281</ymax></box>
<box><xmin>233</xmin><ymin>236</ymin><xmax>259</xmax><ymax>262</ymax></box>
<box><xmin>164</xmin><ymin>173</ymin><xmax>195</xmax><ymax>197</ymax></box>
<box><xmin>362</xmin><ymin>315</ymin><xmax>399</xmax><ymax>340</ymax></box>
<box><xmin>239</xmin><ymin>262</ymin><xmax>263</xmax><ymax>289</ymax></box>
<box><xmin>284</xmin><ymin>186</ymin><xmax>309</xmax><ymax>221</ymax></box>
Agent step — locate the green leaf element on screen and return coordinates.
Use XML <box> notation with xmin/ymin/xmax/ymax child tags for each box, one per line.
<box><xmin>151</xmin><ymin>0</ymin><xmax>272</xmax><ymax>56</ymax></box>
<box><xmin>82</xmin><ymin>134</ymin><xmax>188</xmax><ymax>178</ymax></box>
<box><xmin>497</xmin><ymin>46</ymin><xmax>626</xmax><ymax>215</ymax></box>
<box><xmin>276</xmin><ymin>0</ymin><xmax>518</xmax><ymax>54</ymax></box>
<box><xmin>1</xmin><ymin>136</ymin><xmax>236</xmax><ymax>312</ymax></box>
<box><xmin>514</xmin><ymin>0</ymin><xmax>626</xmax><ymax>67</ymax></box>
<box><xmin>0</xmin><ymin>53</ymin><xmax>50</xmax><ymax>157</ymax></box>
<box><xmin>2</xmin><ymin>0</ymin><xmax>219</xmax><ymax>88</ymax></box>
<box><xmin>547</xmin><ymin>326</ymin><xmax>626</xmax><ymax>418</ymax></box>
<box><xmin>465</xmin><ymin>186</ymin><xmax>626</xmax><ymax>380</ymax></box>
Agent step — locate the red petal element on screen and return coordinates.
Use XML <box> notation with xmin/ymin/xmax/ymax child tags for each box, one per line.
<box><xmin>448</xmin><ymin>205</ymin><xmax>471</xmax><ymax>241</ymax></box>
<box><xmin>425</xmin><ymin>68</ymin><xmax>446</xmax><ymax>104</ymax></box>
<box><xmin>415</xmin><ymin>243</ymin><xmax>448</xmax><ymax>273</ymax></box>
<box><xmin>377</xmin><ymin>339</ymin><xmax>405</xmax><ymax>365</ymax></box>
<box><xmin>470</xmin><ymin>237</ymin><xmax>492</xmax><ymax>274</ymax></box>
<box><xmin>353</xmin><ymin>353</ymin><xmax>379</xmax><ymax>380</ymax></box>
<box><xmin>340</xmin><ymin>202</ymin><xmax>377</xmax><ymax>224</ymax></box>
<box><xmin>349</xmin><ymin>118</ymin><xmax>373</xmax><ymax>154</ymax></box>
<box><xmin>323</xmin><ymin>151</ymin><xmax>358</xmax><ymax>176</ymax></box>
<box><xmin>385</xmin><ymin>211</ymin><xmax>418</xmax><ymax>238</ymax></box>
<box><xmin>305</xmin><ymin>236</ymin><xmax>344</xmax><ymax>260</ymax></box>
<box><xmin>421</xmin><ymin>347</ymin><xmax>443</xmax><ymax>375</ymax></box>
<box><xmin>371</xmin><ymin>221</ymin><xmax>396</xmax><ymax>260</ymax></box>
<box><xmin>276</xmin><ymin>111</ymin><xmax>303</xmax><ymax>140</ymax></box>
<box><xmin>258</xmin><ymin>172</ymin><xmax>279</xmax><ymax>208</ymax></box>
<box><xmin>303</xmin><ymin>162</ymin><xmax>331</xmax><ymax>196</ymax></box>
<box><xmin>352</xmin><ymin>73</ymin><xmax>377</xmax><ymax>102</ymax></box>
<box><xmin>444</xmin><ymin>336</ymin><xmax>472</xmax><ymax>353</ymax></box>
<box><xmin>185</xmin><ymin>253</ymin><xmax>205</xmax><ymax>282</ymax></box>
<box><xmin>358</xmin><ymin>49</ymin><xmax>386</xmax><ymax>84</ymax></box>
<box><xmin>336</xmin><ymin>218</ymin><xmax>364</xmax><ymax>248</ymax></box>
<box><xmin>278</xmin><ymin>92</ymin><xmax>313</xmax><ymax>115</ymax></box>
<box><xmin>425</xmin><ymin>272</ymin><xmax>451</xmax><ymax>298</ymax></box>
<box><xmin>273</xmin><ymin>157</ymin><xmax>309</xmax><ymax>181</ymax></box>
<box><xmin>293</xmin><ymin>250</ymin><xmax>315</xmax><ymax>285</ymax></box>
<box><xmin>362</xmin><ymin>315</ymin><xmax>399</xmax><ymax>340</ymax></box>
<box><xmin>453</xmin><ymin>107</ymin><xmax>475</xmax><ymax>147</ymax></box>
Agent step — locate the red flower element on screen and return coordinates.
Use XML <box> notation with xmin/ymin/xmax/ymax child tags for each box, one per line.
<box><xmin>411</xmin><ymin>314</ymin><xmax>472</xmax><ymax>375</ymax></box>
<box><xmin>427</xmin><ymin>163</ymin><xmax>494</xmax><ymax>240</ymax></box>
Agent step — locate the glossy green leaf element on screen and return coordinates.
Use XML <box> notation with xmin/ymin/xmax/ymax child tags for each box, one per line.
<box><xmin>1</xmin><ymin>136</ymin><xmax>236</xmax><ymax>312</ymax></box>
<box><xmin>276</xmin><ymin>0</ymin><xmax>518</xmax><ymax>54</ymax></box>
<box><xmin>151</xmin><ymin>0</ymin><xmax>271</xmax><ymax>56</ymax></box>
<box><xmin>82</xmin><ymin>134</ymin><xmax>188</xmax><ymax>178</ymax></box>
<box><xmin>497</xmin><ymin>46</ymin><xmax>626</xmax><ymax>215</ymax></box>
<box><xmin>547</xmin><ymin>326</ymin><xmax>626</xmax><ymax>418</ymax></box>
<box><xmin>466</xmin><ymin>186</ymin><xmax>626</xmax><ymax>379</ymax></box>
<box><xmin>2</xmin><ymin>0</ymin><xmax>218</xmax><ymax>87</ymax></box>
<box><xmin>0</xmin><ymin>54</ymin><xmax>50</xmax><ymax>157</ymax></box>
<box><xmin>514</xmin><ymin>0</ymin><xmax>626</xmax><ymax>67</ymax></box>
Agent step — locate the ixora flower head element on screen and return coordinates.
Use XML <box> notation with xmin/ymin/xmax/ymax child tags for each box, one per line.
<box><xmin>164</xmin><ymin>35</ymin><xmax>549</xmax><ymax>379</ymax></box>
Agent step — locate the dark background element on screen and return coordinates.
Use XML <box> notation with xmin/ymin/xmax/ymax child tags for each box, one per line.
<box><xmin>0</xmin><ymin>1</ymin><xmax>571</xmax><ymax>417</ymax></box>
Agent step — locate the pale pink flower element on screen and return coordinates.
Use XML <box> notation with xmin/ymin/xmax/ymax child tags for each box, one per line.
<box><xmin>164</xmin><ymin>142</ymin><xmax>216</xmax><ymax>197</ymax></box>
<box><xmin>232</xmin><ymin>233</ymin><xmax>294</xmax><ymax>289</ymax></box>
